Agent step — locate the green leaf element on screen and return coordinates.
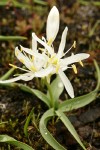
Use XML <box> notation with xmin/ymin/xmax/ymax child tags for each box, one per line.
<box><xmin>18</xmin><ymin>84</ymin><xmax>51</xmax><ymax>108</ymax></box>
<box><xmin>0</xmin><ymin>36</ymin><xmax>27</xmax><ymax>40</ymax></box>
<box><xmin>0</xmin><ymin>135</ymin><xmax>34</xmax><ymax>150</ymax></box>
<box><xmin>0</xmin><ymin>0</ymin><xmax>31</xmax><ymax>8</ymax></box>
<box><xmin>47</xmin><ymin>75</ymin><xmax>64</xmax><ymax>104</ymax></box>
<box><xmin>0</xmin><ymin>0</ymin><xmax>9</xmax><ymax>6</ymax></box>
<box><xmin>0</xmin><ymin>68</ymin><xmax>15</xmax><ymax>80</ymax></box>
<box><xmin>58</xmin><ymin>60</ymin><xmax>100</xmax><ymax>112</ymax></box>
<box><xmin>39</xmin><ymin>109</ymin><xmax>66</xmax><ymax>150</ymax></box>
<box><xmin>93</xmin><ymin>60</ymin><xmax>100</xmax><ymax>91</ymax></box>
<box><xmin>77</xmin><ymin>0</ymin><xmax>100</xmax><ymax>6</ymax></box>
<box><xmin>0</xmin><ymin>81</ymin><xmax>50</xmax><ymax>107</ymax></box>
<box><xmin>58</xmin><ymin>91</ymin><xmax>97</xmax><ymax>112</ymax></box>
<box><xmin>56</xmin><ymin>110</ymin><xmax>86</xmax><ymax>150</ymax></box>
<box><xmin>24</xmin><ymin>107</ymin><xmax>34</xmax><ymax>137</ymax></box>
<box><xmin>34</xmin><ymin>0</ymin><xmax>47</xmax><ymax>5</ymax></box>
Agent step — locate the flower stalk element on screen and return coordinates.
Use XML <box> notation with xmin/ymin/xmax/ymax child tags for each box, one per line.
<box><xmin>45</xmin><ymin>79</ymin><xmax>55</xmax><ymax>108</ymax></box>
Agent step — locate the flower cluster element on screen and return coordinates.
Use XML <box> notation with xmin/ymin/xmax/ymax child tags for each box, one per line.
<box><xmin>0</xmin><ymin>6</ymin><xmax>90</xmax><ymax>98</ymax></box>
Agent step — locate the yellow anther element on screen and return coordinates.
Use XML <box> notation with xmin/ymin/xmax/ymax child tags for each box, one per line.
<box><xmin>9</xmin><ymin>63</ymin><xmax>17</xmax><ymax>69</ymax></box>
<box><xmin>47</xmin><ymin>38</ymin><xmax>53</xmax><ymax>46</ymax></box>
<box><xmin>39</xmin><ymin>48</ymin><xmax>45</xmax><ymax>52</ymax></box>
<box><xmin>30</xmin><ymin>66</ymin><xmax>37</xmax><ymax>72</ymax></box>
<box><xmin>72</xmin><ymin>64</ymin><xmax>77</xmax><ymax>74</ymax></box>
<box><xmin>79</xmin><ymin>61</ymin><xmax>84</xmax><ymax>67</ymax></box>
<box><xmin>73</xmin><ymin>41</ymin><xmax>76</xmax><ymax>48</ymax></box>
<box><xmin>31</xmin><ymin>56</ymin><xmax>34</xmax><ymax>61</ymax></box>
<box><xmin>19</xmin><ymin>58</ymin><xmax>24</xmax><ymax>63</ymax></box>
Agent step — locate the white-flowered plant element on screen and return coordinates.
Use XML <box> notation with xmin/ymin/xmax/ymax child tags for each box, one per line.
<box><xmin>32</xmin><ymin>6</ymin><xmax>90</xmax><ymax>98</ymax></box>
<box><xmin>1</xmin><ymin>6</ymin><xmax>99</xmax><ymax>150</ymax></box>
<box><xmin>0</xmin><ymin>6</ymin><xmax>90</xmax><ymax>99</ymax></box>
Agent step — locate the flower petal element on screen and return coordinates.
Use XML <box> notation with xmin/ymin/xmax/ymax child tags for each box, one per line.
<box><xmin>32</xmin><ymin>33</ymin><xmax>54</xmax><ymax>55</ymax></box>
<box><xmin>57</xmin><ymin>26</ymin><xmax>68</xmax><ymax>58</ymax></box>
<box><xmin>34</xmin><ymin>55</ymin><xmax>47</xmax><ymax>70</ymax></box>
<box><xmin>32</xmin><ymin>34</ymin><xmax>37</xmax><ymax>52</ymax></box>
<box><xmin>35</xmin><ymin>66</ymin><xmax>54</xmax><ymax>77</ymax></box>
<box><xmin>46</xmin><ymin>6</ymin><xmax>59</xmax><ymax>43</ymax></box>
<box><xmin>58</xmin><ymin>70</ymin><xmax>74</xmax><ymax>98</ymax></box>
<box><xmin>0</xmin><ymin>73</ymin><xmax>34</xmax><ymax>83</ymax></box>
<box><xmin>15</xmin><ymin>47</ymin><xmax>36</xmax><ymax>71</ymax></box>
<box><xmin>60</xmin><ymin>53</ymin><xmax>90</xmax><ymax>66</ymax></box>
<box><xmin>18</xmin><ymin>45</ymin><xmax>34</xmax><ymax>55</ymax></box>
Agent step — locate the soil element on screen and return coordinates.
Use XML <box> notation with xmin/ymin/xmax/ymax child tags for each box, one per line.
<box><xmin>0</xmin><ymin>0</ymin><xmax>100</xmax><ymax>150</ymax></box>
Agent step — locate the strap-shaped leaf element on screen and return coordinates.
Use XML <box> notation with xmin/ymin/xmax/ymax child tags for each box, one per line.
<box><xmin>93</xmin><ymin>60</ymin><xmax>100</xmax><ymax>91</ymax></box>
<box><xmin>58</xmin><ymin>90</ymin><xmax>97</xmax><ymax>112</ymax></box>
<box><xmin>58</xmin><ymin>60</ymin><xmax>100</xmax><ymax>112</ymax></box>
<box><xmin>0</xmin><ymin>36</ymin><xmax>27</xmax><ymax>40</ymax></box>
<box><xmin>39</xmin><ymin>108</ymin><xmax>66</xmax><ymax>150</ymax></box>
<box><xmin>0</xmin><ymin>135</ymin><xmax>34</xmax><ymax>150</ymax></box>
<box><xmin>18</xmin><ymin>84</ymin><xmax>51</xmax><ymax>108</ymax></box>
<box><xmin>0</xmin><ymin>82</ymin><xmax>50</xmax><ymax>107</ymax></box>
<box><xmin>24</xmin><ymin>107</ymin><xmax>35</xmax><ymax>137</ymax></box>
<box><xmin>0</xmin><ymin>68</ymin><xmax>15</xmax><ymax>80</ymax></box>
<box><xmin>56</xmin><ymin>110</ymin><xmax>86</xmax><ymax>150</ymax></box>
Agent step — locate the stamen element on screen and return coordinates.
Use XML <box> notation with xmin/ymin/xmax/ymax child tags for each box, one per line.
<box><xmin>63</xmin><ymin>41</ymin><xmax>76</xmax><ymax>57</ymax></box>
<box><xmin>9</xmin><ymin>63</ymin><xmax>18</xmax><ymax>69</ymax></box>
<box><xmin>39</xmin><ymin>48</ymin><xmax>45</xmax><ymax>52</ymax></box>
<box><xmin>72</xmin><ymin>64</ymin><xmax>77</xmax><ymax>74</ymax></box>
<box><xmin>79</xmin><ymin>61</ymin><xmax>84</xmax><ymax>67</ymax></box>
<box><xmin>47</xmin><ymin>38</ymin><xmax>53</xmax><ymax>46</ymax></box>
<box><xmin>73</xmin><ymin>41</ymin><xmax>76</xmax><ymax>48</ymax></box>
<box><xmin>9</xmin><ymin>63</ymin><xmax>30</xmax><ymax>72</ymax></box>
<box><xmin>31</xmin><ymin>56</ymin><xmax>34</xmax><ymax>61</ymax></box>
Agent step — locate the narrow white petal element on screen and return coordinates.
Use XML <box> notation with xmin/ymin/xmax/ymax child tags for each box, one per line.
<box><xmin>19</xmin><ymin>45</ymin><xmax>34</xmax><ymax>55</ymax></box>
<box><xmin>16</xmin><ymin>45</ymin><xmax>45</xmax><ymax>60</ymax></box>
<box><xmin>35</xmin><ymin>66</ymin><xmax>53</xmax><ymax>77</ymax></box>
<box><xmin>15</xmin><ymin>48</ymin><xmax>35</xmax><ymax>71</ymax></box>
<box><xmin>58</xmin><ymin>70</ymin><xmax>74</xmax><ymax>98</ymax></box>
<box><xmin>20</xmin><ymin>73</ymin><xmax>35</xmax><ymax>81</ymax></box>
<box><xmin>0</xmin><ymin>73</ymin><xmax>34</xmax><ymax>83</ymax></box>
<box><xmin>0</xmin><ymin>76</ymin><xmax>22</xmax><ymax>83</ymax></box>
<box><xmin>46</xmin><ymin>6</ymin><xmax>59</xmax><ymax>42</ymax></box>
<box><xmin>34</xmin><ymin>52</ymin><xmax>47</xmax><ymax>61</ymax></box>
<box><xmin>32</xmin><ymin>33</ymin><xmax>37</xmax><ymax>52</ymax></box>
<box><xmin>60</xmin><ymin>53</ymin><xmax>90</xmax><ymax>66</ymax></box>
<box><xmin>32</xmin><ymin>33</ymin><xmax>54</xmax><ymax>55</ymax></box>
<box><xmin>57</xmin><ymin>27</ymin><xmax>68</xmax><ymax>58</ymax></box>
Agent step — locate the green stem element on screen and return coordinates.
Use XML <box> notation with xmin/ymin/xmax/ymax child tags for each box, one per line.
<box><xmin>46</xmin><ymin>80</ymin><xmax>54</xmax><ymax>108</ymax></box>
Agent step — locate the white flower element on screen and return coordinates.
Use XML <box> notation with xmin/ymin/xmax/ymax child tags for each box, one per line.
<box><xmin>32</xmin><ymin>6</ymin><xmax>90</xmax><ymax>98</ymax></box>
<box><xmin>0</xmin><ymin>39</ymin><xmax>51</xmax><ymax>83</ymax></box>
<box><xmin>0</xmin><ymin>6</ymin><xmax>90</xmax><ymax>99</ymax></box>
